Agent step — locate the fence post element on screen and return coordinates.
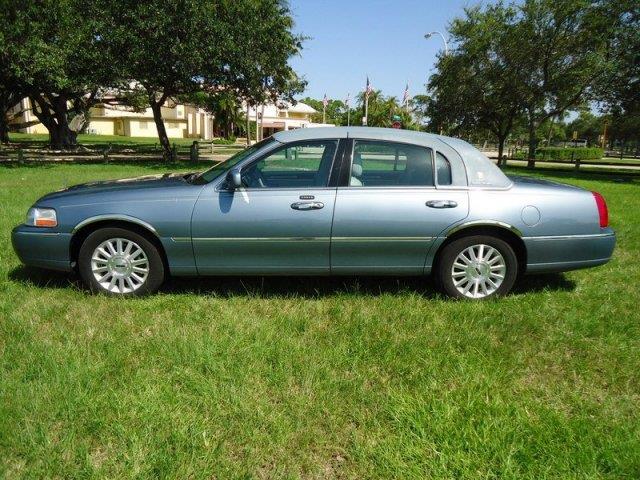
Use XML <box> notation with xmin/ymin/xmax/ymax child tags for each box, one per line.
<box><xmin>190</xmin><ymin>141</ymin><xmax>199</xmax><ymax>163</ymax></box>
<box><xmin>573</xmin><ymin>151</ymin><xmax>580</xmax><ymax>171</ymax></box>
<box><xmin>18</xmin><ymin>148</ymin><xmax>25</xmax><ymax>165</ymax></box>
<box><xmin>171</xmin><ymin>143</ymin><xmax>177</xmax><ymax>162</ymax></box>
<box><xmin>103</xmin><ymin>143</ymin><xmax>111</xmax><ymax>163</ymax></box>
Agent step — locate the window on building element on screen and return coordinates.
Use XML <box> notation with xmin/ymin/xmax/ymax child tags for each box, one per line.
<box><xmin>349</xmin><ymin>141</ymin><xmax>434</xmax><ymax>187</ymax></box>
<box><xmin>139</xmin><ymin>121</ymin><xmax>148</xmax><ymax>130</ymax></box>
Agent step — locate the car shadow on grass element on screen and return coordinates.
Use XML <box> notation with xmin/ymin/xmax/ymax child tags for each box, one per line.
<box><xmin>8</xmin><ymin>266</ymin><xmax>576</xmax><ymax>299</ymax></box>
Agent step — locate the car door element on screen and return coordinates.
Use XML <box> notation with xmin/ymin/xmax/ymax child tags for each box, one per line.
<box><xmin>191</xmin><ymin>139</ymin><xmax>341</xmax><ymax>275</ymax></box>
<box><xmin>331</xmin><ymin>139</ymin><xmax>469</xmax><ymax>274</ymax></box>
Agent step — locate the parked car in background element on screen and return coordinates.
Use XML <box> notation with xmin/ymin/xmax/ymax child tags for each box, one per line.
<box><xmin>12</xmin><ymin>127</ymin><xmax>615</xmax><ymax>299</ymax></box>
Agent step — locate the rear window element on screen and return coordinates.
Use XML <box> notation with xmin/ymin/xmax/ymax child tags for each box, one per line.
<box><xmin>435</xmin><ymin>152</ymin><xmax>452</xmax><ymax>186</ymax></box>
<box><xmin>350</xmin><ymin>140</ymin><xmax>434</xmax><ymax>187</ymax></box>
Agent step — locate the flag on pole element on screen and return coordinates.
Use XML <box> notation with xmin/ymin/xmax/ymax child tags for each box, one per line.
<box><xmin>365</xmin><ymin>76</ymin><xmax>372</xmax><ymax>98</ymax></box>
<box><xmin>322</xmin><ymin>93</ymin><xmax>329</xmax><ymax>108</ymax></box>
<box><xmin>402</xmin><ymin>82</ymin><xmax>409</xmax><ymax>106</ymax></box>
<box><xmin>345</xmin><ymin>92</ymin><xmax>350</xmax><ymax>107</ymax></box>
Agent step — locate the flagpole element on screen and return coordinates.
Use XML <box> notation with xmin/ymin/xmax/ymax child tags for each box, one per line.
<box><xmin>364</xmin><ymin>97</ymin><xmax>368</xmax><ymax>126</ymax></box>
<box><xmin>347</xmin><ymin>107</ymin><xmax>350</xmax><ymax>126</ymax></box>
<box><xmin>323</xmin><ymin>104</ymin><xmax>326</xmax><ymax>124</ymax></box>
<box><xmin>363</xmin><ymin>76</ymin><xmax>370</xmax><ymax>126</ymax></box>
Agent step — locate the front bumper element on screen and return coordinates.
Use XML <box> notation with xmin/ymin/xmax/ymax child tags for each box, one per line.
<box><xmin>524</xmin><ymin>229</ymin><xmax>616</xmax><ymax>273</ymax></box>
<box><xmin>11</xmin><ymin>225</ymin><xmax>73</xmax><ymax>272</ymax></box>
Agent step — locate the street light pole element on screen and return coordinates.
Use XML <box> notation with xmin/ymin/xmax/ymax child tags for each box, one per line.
<box><xmin>424</xmin><ymin>31</ymin><xmax>449</xmax><ymax>55</ymax></box>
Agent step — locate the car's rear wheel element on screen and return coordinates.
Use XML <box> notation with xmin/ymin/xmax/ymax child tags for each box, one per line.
<box><xmin>78</xmin><ymin>227</ymin><xmax>165</xmax><ymax>296</ymax></box>
<box><xmin>437</xmin><ymin>235</ymin><xmax>518</xmax><ymax>299</ymax></box>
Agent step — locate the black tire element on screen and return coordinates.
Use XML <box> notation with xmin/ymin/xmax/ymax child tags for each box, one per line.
<box><xmin>436</xmin><ymin>235</ymin><xmax>518</xmax><ymax>299</ymax></box>
<box><xmin>78</xmin><ymin>227</ymin><xmax>165</xmax><ymax>296</ymax></box>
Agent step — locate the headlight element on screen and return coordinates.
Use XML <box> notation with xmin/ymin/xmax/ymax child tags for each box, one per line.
<box><xmin>26</xmin><ymin>207</ymin><xmax>57</xmax><ymax>227</ymax></box>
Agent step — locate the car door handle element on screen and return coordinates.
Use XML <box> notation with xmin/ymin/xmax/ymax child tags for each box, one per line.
<box><xmin>426</xmin><ymin>200</ymin><xmax>458</xmax><ymax>208</ymax></box>
<box><xmin>291</xmin><ymin>201</ymin><xmax>324</xmax><ymax>210</ymax></box>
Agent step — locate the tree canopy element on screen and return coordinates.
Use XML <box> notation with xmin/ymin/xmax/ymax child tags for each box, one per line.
<box><xmin>0</xmin><ymin>0</ymin><xmax>304</xmax><ymax>154</ymax></box>
<box><xmin>425</xmin><ymin>0</ymin><xmax>625</xmax><ymax>162</ymax></box>
<box><xmin>426</xmin><ymin>2</ymin><xmax>525</xmax><ymax>163</ymax></box>
<box><xmin>0</xmin><ymin>0</ymin><xmax>119</xmax><ymax>148</ymax></box>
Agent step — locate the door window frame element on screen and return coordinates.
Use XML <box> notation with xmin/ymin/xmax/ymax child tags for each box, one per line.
<box><xmin>219</xmin><ymin>138</ymin><xmax>345</xmax><ymax>192</ymax></box>
<box><xmin>337</xmin><ymin>138</ymin><xmax>443</xmax><ymax>190</ymax></box>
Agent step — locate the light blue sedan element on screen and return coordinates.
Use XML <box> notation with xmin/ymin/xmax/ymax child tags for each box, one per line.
<box><xmin>12</xmin><ymin>127</ymin><xmax>616</xmax><ymax>299</ymax></box>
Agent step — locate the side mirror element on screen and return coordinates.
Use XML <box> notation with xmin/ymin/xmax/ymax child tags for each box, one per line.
<box><xmin>226</xmin><ymin>168</ymin><xmax>242</xmax><ymax>189</ymax></box>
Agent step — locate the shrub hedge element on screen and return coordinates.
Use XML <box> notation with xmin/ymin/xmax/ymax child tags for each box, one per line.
<box><xmin>535</xmin><ymin>147</ymin><xmax>603</xmax><ymax>161</ymax></box>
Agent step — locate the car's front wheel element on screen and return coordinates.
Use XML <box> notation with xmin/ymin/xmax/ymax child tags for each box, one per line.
<box><xmin>78</xmin><ymin>227</ymin><xmax>165</xmax><ymax>296</ymax></box>
<box><xmin>437</xmin><ymin>235</ymin><xmax>518</xmax><ymax>299</ymax></box>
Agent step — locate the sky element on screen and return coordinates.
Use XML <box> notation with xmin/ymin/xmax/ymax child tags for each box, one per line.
<box><xmin>289</xmin><ymin>0</ymin><xmax>475</xmax><ymax>103</ymax></box>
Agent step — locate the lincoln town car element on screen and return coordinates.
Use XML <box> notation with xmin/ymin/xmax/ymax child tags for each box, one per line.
<box><xmin>12</xmin><ymin>127</ymin><xmax>616</xmax><ymax>299</ymax></box>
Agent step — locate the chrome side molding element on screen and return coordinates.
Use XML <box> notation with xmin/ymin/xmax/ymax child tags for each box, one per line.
<box><xmin>446</xmin><ymin>220</ymin><xmax>523</xmax><ymax>237</ymax></box>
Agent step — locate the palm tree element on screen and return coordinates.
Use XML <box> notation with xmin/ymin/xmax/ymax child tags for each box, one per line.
<box><xmin>207</xmin><ymin>92</ymin><xmax>243</xmax><ymax>139</ymax></box>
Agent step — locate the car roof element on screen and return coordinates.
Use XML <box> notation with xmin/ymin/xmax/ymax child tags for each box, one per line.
<box><xmin>272</xmin><ymin>126</ymin><xmax>449</xmax><ymax>145</ymax></box>
<box><xmin>272</xmin><ymin>126</ymin><xmax>512</xmax><ymax>189</ymax></box>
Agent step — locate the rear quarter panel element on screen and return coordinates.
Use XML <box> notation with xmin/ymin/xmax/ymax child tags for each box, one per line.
<box><xmin>460</xmin><ymin>179</ymin><xmax>614</xmax><ymax>272</ymax></box>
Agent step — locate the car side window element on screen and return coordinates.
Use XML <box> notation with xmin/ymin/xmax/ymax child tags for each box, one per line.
<box><xmin>435</xmin><ymin>152</ymin><xmax>452</xmax><ymax>186</ymax></box>
<box><xmin>242</xmin><ymin>140</ymin><xmax>338</xmax><ymax>189</ymax></box>
<box><xmin>350</xmin><ymin>140</ymin><xmax>434</xmax><ymax>187</ymax></box>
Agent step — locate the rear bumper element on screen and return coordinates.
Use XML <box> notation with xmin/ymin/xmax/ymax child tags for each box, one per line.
<box><xmin>524</xmin><ymin>229</ymin><xmax>616</xmax><ymax>274</ymax></box>
<box><xmin>11</xmin><ymin>225</ymin><xmax>73</xmax><ymax>272</ymax></box>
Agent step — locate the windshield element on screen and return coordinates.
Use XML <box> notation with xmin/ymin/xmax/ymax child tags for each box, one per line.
<box><xmin>192</xmin><ymin>138</ymin><xmax>275</xmax><ymax>184</ymax></box>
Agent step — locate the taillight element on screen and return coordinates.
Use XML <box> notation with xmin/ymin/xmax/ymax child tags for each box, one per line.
<box><xmin>592</xmin><ymin>191</ymin><xmax>609</xmax><ymax>228</ymax></box>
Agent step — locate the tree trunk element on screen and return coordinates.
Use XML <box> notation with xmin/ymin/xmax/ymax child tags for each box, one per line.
<box><xmin>150</xmin><ymin>98</ymin><xmax>171</xmax><ymax>161</ymax></box>
<box><xmin>547</xmin><ymin>118</ymin><xmax>554</xmax><ymax>146</ymax></box>
<box><xmin>497</xmin><ymin>136</ymin><xmax>506</xmax><ymax>167</ymax></box>
<box><xmin>526</xmin><ymin>115</ymin><xmax>537</xmax><ymax>169</ymax></box>
<box><xmin>29</xmin><ymin>94</ymin><xmax>78</xmax><ymax>150</ymax></box>
<box><xmin>0</xmin><ymin>114</ymin><xmax>9</xmax><ymax>143</ymax></box>
<box><xmin>245</xmin><ymin>103</ymin><xmax>251</xmax><ymax>145</ymax></box>
<box><xmin>0</xmin><ymin>98</ymin><xmax>9</xmax><ymax>143</ymax></box>
<box><xmin>48</xmin><ymin>124</ymin><xmax>78</xmax><ymax>150</ymax></box>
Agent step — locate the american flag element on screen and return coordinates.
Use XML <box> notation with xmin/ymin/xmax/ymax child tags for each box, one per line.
<box><xmin>365</xmin><ymin>76</ymin><xmax>372</xmax><ymax>98</ymax></box>
<box><xmin>402</xmin><ymin>82</ymin><xmax>409</xmax><ymax>105</ymax></box>
<box><xmin>322</xmin><ymin>93</ymin><xmax>328</xmax><ymax>108</ymax></box>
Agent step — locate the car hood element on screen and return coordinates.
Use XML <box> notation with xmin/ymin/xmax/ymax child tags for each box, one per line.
<box><xmin>37</xmin><ymin>172</ymin><xmax>197</xmax><ymax>203</ymax></box>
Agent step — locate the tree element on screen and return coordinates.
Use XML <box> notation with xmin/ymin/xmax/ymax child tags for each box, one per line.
<box><xmin>509</xmin><ymin>0</ymin><xmax>614</xmax><ymax>166</ymax></box>
<box><xmin>425</xmin><ymin>3</ymin><xmax>525</xmax><ymax>165</ymax></box>
<box><xmin>596</xmin><ymin>0</ymin><xmax>640</xmax><ymax>153</ymax></box>
<box><xmin>100</xmin><ymin>0</ymin><xmax>304</xmax><ymax>158</ymax></box>
<box><xmin>300</xmin><ymin>97</ymin><xmax>345</xmax><ymax>125</ymax></box>
<box><xmin>565</xmin><ymin>110</ymin><xmax>604</xmax><ymax>146</ymax></box>
<box><xmin>0</xmin><ymin>0</ymin><xmax>117</xmax><ymax>149</ymax></box>
<box><xmin>0</xmin><ymin>70</ymin><xmax>22</xmax><ymax>143</ymax></box>
<box><xmin>347</xmin><ymin>90</ymin><xmax>419</xmax><ymax>129</ymax></box>
<box><xmin>225</xmin><ymin>0</ymin><xmax>306</xmax><ymax>144</ymax></box>
<box><xmin>99</xmin><ymin>0</ymin><xmax>226</xmax><ymax>158</ymax></box>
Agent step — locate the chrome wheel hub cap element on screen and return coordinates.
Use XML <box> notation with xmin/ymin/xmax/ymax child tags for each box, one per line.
<box><xmin>91</xmin><ymin>238</ymin><xmax>149</xmax><ymax>293</ymax></box>
<box><xmin>451</xmin><ymin>244</ymin><xmax>506</xmax><ymax>299</ymax></box>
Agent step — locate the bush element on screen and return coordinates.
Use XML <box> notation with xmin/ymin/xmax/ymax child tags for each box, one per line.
<box><xmin>535</xmin><ymin>147</ymin><xmax>603</xmax><ymax>161</ymax></box>
<box><xmin>212</xmin><ymin>137</ymin><xmax>237</xmax><ymax>145</ymax></box>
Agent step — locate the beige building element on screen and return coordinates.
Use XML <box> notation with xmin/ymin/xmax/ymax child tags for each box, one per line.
<box><xmin>247</xmin><ymin>101</ymin><xmax>333</xmax><ymax>136</ymax></box>
<box><xmin>8</xmin><ymin>97</ymin><xmax>327</xmax><ymax>139</ymax></box>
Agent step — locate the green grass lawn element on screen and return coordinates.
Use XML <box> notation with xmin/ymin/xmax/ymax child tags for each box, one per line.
<box><xmin>0</xmin><ymin>163</ymin><xmax>639</xmax><ymax>479</ymax></box>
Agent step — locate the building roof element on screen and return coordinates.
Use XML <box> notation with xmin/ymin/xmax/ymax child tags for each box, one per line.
<box><xmin>285</xmin><ymin>102</ymin><xmax>317</xmax><ymax>114</ymax></box>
